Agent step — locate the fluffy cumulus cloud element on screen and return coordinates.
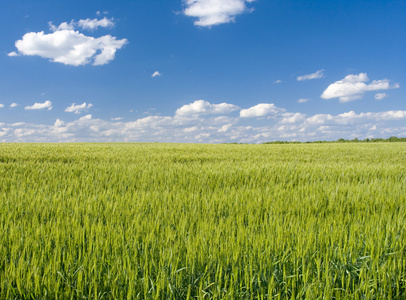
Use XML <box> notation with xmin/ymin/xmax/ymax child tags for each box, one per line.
<box><xmin>240</xmin><ymin>103</ymin><xmax>285</xmax><ymax>118</ymax></box>
<box><xmin>280</xmin><ymin>112</ymin><xmax>306</xmax><ymax>124</ymax></box>
<box><xmin>0</xmin><ymin>104</ymin><xmax>4</xmax><ymax>108</ymax></box>
<box><xmin>0</xmin><ymin>100</ymin><xmax>406</xmax><ymax>143</ymax></box>
<box><xmin>10</xmin><ymin>103</ymin><xmax>18</xmax><ymax>108</ymax></box>
<box><xmin>9</xmin><ymin>18</ymin><xmax>127</xmax><ymax>66</ymax></box>
<box><xmin>183</xmin><ymin>0</ymin><xmax>255</xmax><ymax>27</ymax></box>
<box><xmin>321</xmin><ymin>73</ymin><xmax>399</xmax><ymax>103</ymax></box>
<box><xmin>2</xmin><ymin>100</ymin><xmax>406</xmax><ymax>143</ymax></box>
<box><xmin>65</xmin><ymin>102</ymin><xmax>93</xmax><ymax>114</ymax></box>
<box><xmin>25</xmin><ymin>100</ymin><xmax>52</xmax><ymax>110</ymax></box>
<box><xmin>297</xmin><ymin>69</ymin><xmax>325</xmax><ymax>81</ymax></box>
<box><xmin>175</xmin><ymin>100</ymin><xmax>239</xmax><ymax>116</ymax></box>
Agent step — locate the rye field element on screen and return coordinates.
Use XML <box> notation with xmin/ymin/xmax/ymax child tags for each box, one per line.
<box><xmin>0</xmin><ymin>143</ymin><xmax>405</xmax><ymax>299</ymax></box>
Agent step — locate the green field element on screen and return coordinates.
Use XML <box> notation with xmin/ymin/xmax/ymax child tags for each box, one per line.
<box><xmin>0</xmin><ymin>143</ymin><xmax>405</xmax><ymax>299</ymax></box>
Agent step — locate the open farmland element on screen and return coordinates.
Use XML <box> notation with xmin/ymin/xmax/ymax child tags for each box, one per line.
<box><xmin>0</xmin><ymin>143</ymin><xmax>405</xmax><ymax>299</ymax></box>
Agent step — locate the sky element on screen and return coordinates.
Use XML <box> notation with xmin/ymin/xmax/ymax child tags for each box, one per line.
<box><xmin>0</xmin><ymin>0</ymin><xmax>405</xmax><ymax>143</ymax></box>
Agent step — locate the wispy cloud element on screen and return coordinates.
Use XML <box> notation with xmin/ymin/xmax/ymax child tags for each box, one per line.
<box><xmin>96</xmin><ymin>11</ymin><xmax>109</xmax><ymax>16</ymax></box>
<box><xmin>48</xmin><ymin>17</ymin><xmax>114</xmax><ymax>32</ymax></box>
<box><xmin>7</xmin><ymin>52</ymin><xmax>19</xmax><ymax>57</ymax></box>
<box><xmin>152</xmin><ymin>71</ymin><xmax>162</xmax><ymax>78</ymax></box>
<box><xmin>375</xmin><ymin>93</ymin><xmax>388</xmax><ymax>100</ymax></box>
<box><xmin>297</xmin><ymin>69</ymin><xmax>325</xmax><ymax>81</ymax></box>
<box><xmin>297</xmin><ymin>98</ymin><xmax>309</xmax><ymax>103</ymax></box>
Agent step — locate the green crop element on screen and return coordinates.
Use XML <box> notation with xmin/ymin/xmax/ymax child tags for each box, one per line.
<box><xmin>0</xmin><ymin>143</ymin><xmax>405</xmax><ymax>299</ymax></box>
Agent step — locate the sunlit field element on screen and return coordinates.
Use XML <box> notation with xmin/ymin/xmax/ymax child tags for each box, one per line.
<box><xmin>0</xmin><ymin>143</ymin><xmax>405</xmax><ymax>299</ymax></box>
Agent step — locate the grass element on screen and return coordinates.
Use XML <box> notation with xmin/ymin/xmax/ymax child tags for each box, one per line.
<box><xmin>0</xmin><ymin>143</ymin><xmax>405</xmax><ymax>299</ymax></box>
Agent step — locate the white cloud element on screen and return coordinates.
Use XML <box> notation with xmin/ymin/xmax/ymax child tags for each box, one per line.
<box><xmin>7</xmin><ymin>51</ymin><xmax>19</xmax><ymax>57</ymax></box>
<box><xmin>10</xmin><ymin>122</ymin><xmax>25</xmax><ymax>126</ymax></box>
<box><xmin>10</xmin><ymin>18</ymin><xmax>127</xmax><ymax>66</ymax></box>
<box><xmin>65</xmin><ymin>102</ymin><xmax>93</xmax><ymax>114</ymax></box>
<box><xmin>24</xmin><ymin>100</ymin><xmax>52</xmax><ymax>110</ymax></box>
<box><xmin>2</xmin><ymin>100</ymin><xmax>406</xmax><ymax>143</ymax></box>
<box><xmin>152</xmin><ymin>71</ymin><xmax>162</xmax><ymax>77</ymax></box>
<box><xmin>11</xmin><ymin>30</ymin><xmax>127</xmax><ymax>66</ymax></box>
<box><xmin>54</xmin><ymin>119</ymin><xmax>65</xmax><ymax>127</ymax></box>
<box><xmin>274</xmin><ymin>80</ymin><xmax>282</xmax><ymax>84</ymax></box>
<box><xmin>375</xmin><ymin>93</ymin><xmax>388</xmax><ymax>100</ymax></box>
<box><xmin>297</xmin><ymin>69</ymin><xmax>325</xmax><ymax>81</ymax></box>
<box><xmin>0</xmin><ymin>104</ymin><xmax>4</xmax><ymax>108</ymax></box>
<box><xmin>240</xmin><ymin>103</ymin><xmax>285</xmax><ymax>118</ymax></box>
<box><xmin>184</xmin><ymin>126</ymin><xmax>198</xmax><ymax>133</ymax></box>
<box><xmin>305</xmin><ymin>110</ymin><xmax>406</xmax><ymax>127</ymax></box>
<box><xmin>176</xmin><ymin>100</ymin><xmax>239</xmax><ymax>116</ymax></box>
<box><xmin>280</xmin><ymin>113</ymin><xmax>306</xmax><ymax>124</ymax></box>
<box><xmin>49</xmin><ymin>21</ymin><xmax>75</xmax><ymax>31</ymax></box>
<box><xmin>321</xmin><ymin>73</ymin><xmax>399</xmax><ymax>103</ymax></box>
<box><xmin>77</xmin><ymin>17</ymin><xmax>115</xmax><ymax>31</ymax></box>
<box><xmin>79</xmin><ymin>114</ymin><xmax>92</xmax><ymax>121</ymax></box>
<box><xmin>183</xmin><ymin>0</ymin><xmax>255</xmax><ymax>27</ymax></box>
<box><xmin>218</xmin><ymin>124</ymin><xmax>232</xmax><ymax>132</ymax></box>
<box><xmin>10</xmin><ymin>103</ymin><xmax>18</xmax><ymax>108</ymax></box>
<box><xmin>111</xmin><ymin>117</ymin><xmax>123</xmax><ymax>121</ymax></box>
<box><xmin>49</xmin><ymin>18</ymin><xmax>114</xmax><ymax>32</ymax></box>
<box><xmin>297</xmin><ymin>98</ymin><xmax>309</xmax><ymax>103</ymax></box>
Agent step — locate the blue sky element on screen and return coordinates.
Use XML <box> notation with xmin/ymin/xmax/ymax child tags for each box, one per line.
<box><xmin>1</xmin><ymin>0</ymin><xmax>405</xmax><ymax>142</ymax></box>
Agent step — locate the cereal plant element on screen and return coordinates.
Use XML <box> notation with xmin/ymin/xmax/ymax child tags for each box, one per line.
<box><xmin>0</xmin><ymin>143</ymin><xmax>405</xmax><ymax>299</ymax></box>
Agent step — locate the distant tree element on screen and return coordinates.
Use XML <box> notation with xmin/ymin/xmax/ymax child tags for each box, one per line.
<box><xmin>263</xmin><ymin>136</ymin><xmax>406</xmax><ymax>144</ymax></box>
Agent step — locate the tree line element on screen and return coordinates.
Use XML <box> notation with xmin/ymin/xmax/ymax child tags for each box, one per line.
<box><xmin>263</xmin><ymin>136</ymin><xmax>406</xmax><ymax>144</ymax></box>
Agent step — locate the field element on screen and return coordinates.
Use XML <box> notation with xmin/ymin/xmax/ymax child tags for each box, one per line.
<box><xmin>0</xmin><ymin>143</ymin><xmax>405</xmax><ymax>299</ymax></box>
